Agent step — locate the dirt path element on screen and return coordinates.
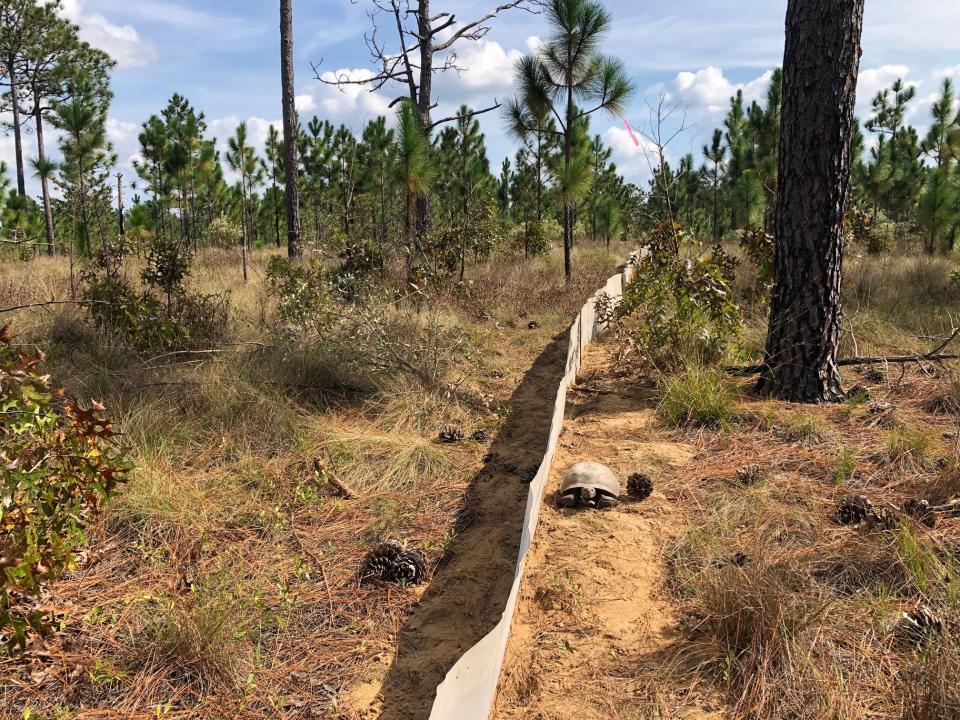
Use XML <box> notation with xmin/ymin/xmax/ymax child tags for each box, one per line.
<box><xmin>493</xmin><ymin>338</ymin><xmax>723</xmax><ymax>720</ymax></box>
<box><xmin>343</xmin><ymin>332</ymin><xmax>570</xmax><ymax>720</ymax></box>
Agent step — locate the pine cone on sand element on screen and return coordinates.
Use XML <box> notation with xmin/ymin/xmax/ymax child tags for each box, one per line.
<box><xmin>361</xmin><ymin>540</ymin><xmax>428</xmax><ymax>586</ymax></box>
<box><xmin>836</xmin><ymin>494</ymin><xmax>873</xmax><ymax>525</ymax></box>
<box><xmin>627</xmin><ymin>473</ymin><xmax>654</xmax><ymax>501</ymax></box>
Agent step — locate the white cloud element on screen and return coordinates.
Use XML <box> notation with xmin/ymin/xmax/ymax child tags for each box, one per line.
<box><xmin>107</xmin><ymin>118</ymin><xmax>139</xmax><ymax>145</ymax></box>
<box><xmin>450</xmin><ymin>38</ymin><xmax>524</xmax><ymax>92</ymax></box>
<box><xmin>856</xmin><ymin>65</ymin><xmax>914</xmax><ymax>113</ymax></box>
<box><xmin>295</xmin><ymin>94</ymin><xmax>317</xmax><ymax>113</ymax></box>
<box><xmin>935</xmin><ymin>64</ymin><xmax>960</xmax><ymax>80</ymax></box>
<box><xmin>603</xmin><ymin>124</ymin><xmax>663</xmax><ymax>184</ymax></box>
<box><xmin>209</xmin><ymin>116</ymin><xmax>281</xmax><ymax>151</ymax></box>
<box><xmin>296</xmin><ymin>68</ymin><xmax>392</xmax><ymax>126</ymax></box>
<box><xmin>669</xmin><ymin>67</ymin><xmax>773</xmax><ymax>114</ymax></box>
<box><xmin>59</xmin><ymin>0</ymin><xmax>157</xmax><ymax>69</ymax></box>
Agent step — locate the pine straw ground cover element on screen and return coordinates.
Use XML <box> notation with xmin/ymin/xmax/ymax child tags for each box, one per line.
<box><xmin>646</xmin><ymin>358</ymin><xmax>960</xmax><ymax>720</ymax></box>
<box><xmin>495</xmin><ymin>340</ymin><xmax>960</xmax><ymax>720</ymax></box>
<box><xmin>0</xmin><ymin>244</ymin><xmax>621</xmax><ymax>719</ymax></box>
<box><xmin>662</xmin><ymin>363</ymin><xmax>960</xmax><ymax>719</ymax></box>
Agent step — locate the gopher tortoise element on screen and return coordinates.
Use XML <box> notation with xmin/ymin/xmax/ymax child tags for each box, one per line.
<box><xmin>557</xmin><ymin>462</ymin><xmax>621</xmax><ymax>509</ymax></box>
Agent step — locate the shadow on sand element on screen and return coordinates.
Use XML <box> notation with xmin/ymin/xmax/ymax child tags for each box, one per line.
<box><xmin>375</xmin><ymin>331</ymin><xmax>569</xmax><ymax>720</ymax></box>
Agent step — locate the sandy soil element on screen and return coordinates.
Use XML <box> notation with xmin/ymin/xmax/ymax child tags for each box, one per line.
<box><xmin>493</xmin><ymin>338</ymin><xmax>724</xmax><ymax>720</ymax></box>
<box><xmin>340</xmin><ymin>333</ymin><xmax>571</xmax><ymax>720</ymax></box>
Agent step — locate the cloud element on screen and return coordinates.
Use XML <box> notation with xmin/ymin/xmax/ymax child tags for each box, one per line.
<box><xmin>295</xmin><ymin>95</ymin><xmax>317</xmax><ymax>114</ymax></box>
<box><xmin>295</xmin><ymin>68</ymin><xmax>392</xmax><ymax>128</ymax></box>
<box><xmin>668</xmin><ymin>67</ymin><xmax>773</xmax><ymax>114</ymax></box>
<box><xmin>59</xmin><ymin>0</ymin><xmax>157</xmax><ymax>69</ymax></box>
<box><xmin>106</xmin><ymin>118</ymin><xmax>139</xmax><ymax>146</ymax></box>
<box><xmin>935</xmin><ymin>64</ymin><xmax>960</xmax><ymax>80</ymax></box>
<box><xmin>603</xmin><ymin>124</ymin><xmax>663</xmax><ymax>184</ymax></box>
<box><xmin>856</xmin><ymin>65</ymin><xmax>914</xmax><ymax>114</ymax></box>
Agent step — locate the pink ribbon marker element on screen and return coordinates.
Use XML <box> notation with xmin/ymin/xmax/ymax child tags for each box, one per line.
<box><xmin>623</xmin><ymin>118</ymin><xmax>640</xmax><ymax>147</ymax></box>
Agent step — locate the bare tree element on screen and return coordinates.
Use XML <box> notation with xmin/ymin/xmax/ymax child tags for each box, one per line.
<box><xmin>314</xmin><ymin>0</ymin><xmax>531</xmax><ymax>239</ymax></box>
<box><xmin>280</xmin><ymin>0</ymin><xmax>302</xmax><ymax>258</ymax></box>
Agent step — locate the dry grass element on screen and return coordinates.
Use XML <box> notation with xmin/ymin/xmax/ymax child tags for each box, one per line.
<box><xmin>0</xmin><ymin>242</ymin><xmax>620</xmax><ymax>719</ymax></box>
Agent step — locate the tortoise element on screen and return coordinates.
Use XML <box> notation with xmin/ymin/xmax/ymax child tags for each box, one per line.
<box><xmin>557</xmin><ymin>462</ymin><xmax>621</xmax><ymax>509</ymax></box>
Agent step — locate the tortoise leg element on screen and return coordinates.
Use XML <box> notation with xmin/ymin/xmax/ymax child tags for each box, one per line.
<box><xmin>598</xmin><ymin>495</ymin><xmax>620</xmax><ymax>510</ymax></box>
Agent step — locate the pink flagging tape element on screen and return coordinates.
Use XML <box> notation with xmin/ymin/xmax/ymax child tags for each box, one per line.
<box><xmin>624</xmin><ymin>118</ymin><xmax>640</xmax><ymax>147</ymax></box>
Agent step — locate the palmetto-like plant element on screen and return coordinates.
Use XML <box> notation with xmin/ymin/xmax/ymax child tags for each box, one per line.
<box><xmin>505</xmin><ymin>0</ymin><xmax>633</xmax><ymax>281</ymax></box>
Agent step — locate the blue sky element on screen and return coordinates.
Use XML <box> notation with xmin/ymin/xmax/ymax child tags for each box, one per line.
<box><xmin>3</xmin><ymin>0</ymin><xmax>960</xmax><ymax>197</ymax></box>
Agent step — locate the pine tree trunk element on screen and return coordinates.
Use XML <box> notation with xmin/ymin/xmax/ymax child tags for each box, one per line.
<box><xmin>34</xmin><ymin>94</ymin><xmax>56</xmax><ymax>256</ymax></box>
<box><xmin>757</xmin><ymin>0</ymin><xmax>864</xmax><ymax>403</ymax></box>
<box><xmin>280</xmin><ymin>0</ymin><xmax>303</xmax><ymax>258</ymax></box>
<box><xmin>9</xmin><ymin>67</ymin><xmax>26</xmax><ymax>197</ymax></box>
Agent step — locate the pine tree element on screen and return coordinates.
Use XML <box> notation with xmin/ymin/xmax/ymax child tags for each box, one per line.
<box><xmin>226</xmin><ymin>121</ymin><xmax>263</xmax><ymax>282</ymax></box>
<box><xmin>507</xmin><ymin>0</ymin><xmax>633</xmax><ymax>280</ymax></box>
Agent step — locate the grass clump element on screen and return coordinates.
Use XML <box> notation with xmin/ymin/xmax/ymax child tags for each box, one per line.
<box><xmin>884</xmin><ymin>426</ymin><xmax>933</xmax><ymax>466</ymax></box>
<box><xmin>780</xmin><ymin>411</ymin><xmax>830</xmax><ymax>445</ymax></box>
<box><xmin>833</xmin><ymin>444</ymin><xmax>857</xmax><ymax>484</ymax></box>
<box><xmin>658</xmin><ymin>365</ymin><xmax>738</xmax><ymax>429</ymax></box>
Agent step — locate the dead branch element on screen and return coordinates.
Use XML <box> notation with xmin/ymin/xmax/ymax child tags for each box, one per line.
<box><xmin>727</xmin><ymin>327</ymin><xmax>960</xmax><ymax>377</ymax></box>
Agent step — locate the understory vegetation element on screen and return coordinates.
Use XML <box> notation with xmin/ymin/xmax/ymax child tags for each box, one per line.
<box><xmin>1</xmin><ymin>0</ymin><xmax>959</xmax><ymax>717</ymax></box>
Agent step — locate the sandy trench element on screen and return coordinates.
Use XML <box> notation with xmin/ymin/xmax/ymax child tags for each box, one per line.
<box><xmin>492</xmin><ymin>337</ymin><xmax>723</xmax><ymax>720</ymax></box>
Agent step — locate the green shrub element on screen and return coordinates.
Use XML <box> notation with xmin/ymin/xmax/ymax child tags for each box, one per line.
<box><xmin>0</xmin><ymin>326</ymin><xmax>132</xmax><ymax>648</ymax></box>
<box><xmin>266</xmin><ymin>256</ymin><xmax>333</xmax><ymax>335</ymax></box>
<box><xmin>618</xmin><ymin>223</ymin><xmax>741</xmax><ymax>370</ymax></box>
<box><xmin>82</xmin><ymin>236</ymin><xmax>229</xmax><ymax>350</ymax></box>
<box><xmin>659</xmin><ymin>365</ymin><xmax>738</xmax><ymax>429</ymax></box>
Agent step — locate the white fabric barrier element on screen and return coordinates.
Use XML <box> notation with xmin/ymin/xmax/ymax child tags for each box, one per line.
<box><xmin>428</xmin><ymin>253</ymin><xmax>638</xmax><ymax>720</ymax></box>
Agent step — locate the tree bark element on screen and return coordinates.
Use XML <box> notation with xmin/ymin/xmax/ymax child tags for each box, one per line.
<box><xmin>8</xmin><ymin>65</ymin><xmax>26</xmax><ymax>196</ymax></box>
<box><xmin>280</xmin><ymin>0</ymin><xmax>303</xmax><ymax>258</ymax></box>
<box><xmin>33</xmin><ymin>92</ymin><xmax>55</xmax><ymax>255</ymax></box>
<box><xmin>757</xmin><ymin>0</ymin><xmax>865</xmax><ymax>403</ymax></box>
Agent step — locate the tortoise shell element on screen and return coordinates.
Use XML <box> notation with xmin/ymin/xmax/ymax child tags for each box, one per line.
<box><xmin>558</xmin><ymin>462</ymin><xmax>620</xmax><ymax>508</ymax></box>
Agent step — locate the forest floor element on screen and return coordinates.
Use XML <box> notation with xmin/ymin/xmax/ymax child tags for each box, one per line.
<box><xmin>0</xmin><ymin>245</ymin><xmax>620</xmax><ymax>720</ymax></box>
<box><xmin>2</xmin><ymin>247</ymin><xmax>960</xmax><ymax>720</ymax></box>
<box><xmin>495</xmin><ymin>330</ymin><xmax>960</xmax><ymax>720</ymax></box>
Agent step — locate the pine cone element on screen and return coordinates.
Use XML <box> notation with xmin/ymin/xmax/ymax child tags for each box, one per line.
<box><xmin>627</xmin><ymin>473</ymin><xmax>654</xmax><ymax>501</ymax></box>
<box><xmin>896</xmin><ymin>605</ymin><xmax>943</xmax><ymax>644</ymax></box>
<box><xmin>735</xmin><ymin>464</ymin><xmax>764</xmax><ymax>486</ymax></box>
<box><xmin>391</xmin><ymin>547</ymin><xmax>427</xmax><ymax>586</ymax></box>
<box><xmin>865</xmin><ymin>506</ymin><xmax>899</xmax><ymax>531</ymax></box>
<box><xmin>471</xmin><ymin>429</ymin><xmax>490</xmax><ymax>443</ymax></box>
<box><xmin>438</xmin><ymin>425</ymin><xmax>465</xmax><ymax>443</ymax></box>
<box><xmin>837</xmin><ymin>493</ymin><xmax>873</xmax><ymax>525</ymax></box>
<box><xmin>362</xmin><ymin>541</ymin><xmax>428</xmax><ymax>586</ymax></box>
<box><xmin>902</xmin><ymin>498</ymin><xmax>937</xmax><ymax>528</ymax></box>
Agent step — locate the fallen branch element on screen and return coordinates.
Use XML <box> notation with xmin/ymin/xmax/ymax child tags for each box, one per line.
<box><xmin>0</xmin><ymin>299</ymin><xmax>109</xmax><ymax>314</ymax></box>
<box><xmin>728</xmin><ymin>328</ymin><xmax>960</xmax><ymax>376</ymax></box>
